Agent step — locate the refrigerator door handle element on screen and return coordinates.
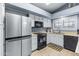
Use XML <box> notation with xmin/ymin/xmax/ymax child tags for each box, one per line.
<box><xmin>22</xmin><ymin>35</ymin><xmax>32</xmax><ymax>38</ymax></box>
<box><xmin>6</xmin><ymin>38</ymin><xmax>21</xmax><ymax>42</ymax></box>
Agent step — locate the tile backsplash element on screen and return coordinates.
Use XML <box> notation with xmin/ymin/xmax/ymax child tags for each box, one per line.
<box><xmin>32</xmin><ymin>27</ymin><xmax>52</xmax><ymax>33</ymax></box>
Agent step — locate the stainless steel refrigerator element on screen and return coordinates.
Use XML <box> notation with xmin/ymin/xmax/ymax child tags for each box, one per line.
<box><xmin>5</xmin><ymin>12</ymin><xmax>32</xmax><ymax>56</ymax></box>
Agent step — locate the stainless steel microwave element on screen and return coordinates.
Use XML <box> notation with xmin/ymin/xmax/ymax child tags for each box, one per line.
<box><xmin>35</xmin><ymin>21</ymin><xmax>43</xmax><ymax>28</ymax></box>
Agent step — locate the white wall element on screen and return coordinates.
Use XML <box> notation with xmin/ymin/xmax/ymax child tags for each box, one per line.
<box><xmin>51</xmin><ymin>5</ymin><xmax>79</xmax><ymax>19</ymax></box>
<box><xmin>9</xmin><ymin>3</ymin><xmax>51</xmax><ymax>19</ymax></box>
<box><xmin>0</xmin><ymin>3</ymin><xmax>5</xmax><ymax>56</ymax></box>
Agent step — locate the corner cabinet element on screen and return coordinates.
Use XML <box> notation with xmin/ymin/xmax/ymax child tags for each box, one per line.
<box><xmin>51</xmin><ymin>34</ymin><xmax>64</xmax><ymax>47</ymax></box>
<box><xmin>47</xmin><ymin>34</ymin><xmax>64</xmax><ymax>47</ymax></box>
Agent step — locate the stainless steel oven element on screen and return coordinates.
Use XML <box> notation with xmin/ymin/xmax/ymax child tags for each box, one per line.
<box><xmin>37</xmin><ymin>33</ymin><xmax>47</xmax><ymax>50</ymax></box>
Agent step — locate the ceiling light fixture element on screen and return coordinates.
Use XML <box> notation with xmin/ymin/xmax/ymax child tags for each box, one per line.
<box><xmin>45</xmin><ymin>3</ymin><xmax>51</xmax><ymax>5</ymax></box>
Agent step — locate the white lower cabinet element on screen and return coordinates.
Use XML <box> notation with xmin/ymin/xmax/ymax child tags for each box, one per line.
<box><xmin>56</xmin><ymin>35</ymin><xmax>64</xmax><ymax>47</ymax></box>
<box><xmin>47</xmin><ymin>34</ymin><xmax>64</xmax><ymax>47</ymax></box>
<box><xmin>32</xmin><ymin>35</ymin><xmax>37</xmax><ymax>51</ymax></box>
<box><xmin>51</xmin><ymin>34</ymin><xmax>58</xmax><ymax>44</ymax></box>
<box><xmin>47</xmin><ymin>34</ymin><xmax>51</xmax><ymax>44</ymax></box>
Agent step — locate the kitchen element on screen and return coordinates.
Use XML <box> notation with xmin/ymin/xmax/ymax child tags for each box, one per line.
<box><xmin>0</xmin><ymin>3</ymin><xmax>79</xmax><ymax>56</ymax></box>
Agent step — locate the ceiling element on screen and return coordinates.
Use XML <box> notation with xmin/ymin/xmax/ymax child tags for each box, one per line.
<box><xmin>31</xmin><ymin>3</ymin><xmax>65</xmax><ymax>13</ymax></box>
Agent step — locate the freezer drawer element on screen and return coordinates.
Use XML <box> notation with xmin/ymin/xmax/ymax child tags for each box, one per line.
<box><xmin>5</xmin><ymin>13</ymin><xmax>21</xmax><ymax>38</ymax></box>
<box><xmin>6</xmin><ymin>39</ymin><xmax>21</xmax><ymax>56</ymax></box>
<box><xmin>22</xmin><ymin>37</ymin><xmax>32</xmax><ymax>56</ymax></box>
<box><xmin>22</xmin><ymin>16</ymin><xmax>31</xmax><ymax>36</ymax></box>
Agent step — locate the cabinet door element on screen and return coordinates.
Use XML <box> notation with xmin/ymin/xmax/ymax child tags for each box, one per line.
<box><xmin>35</xmin><ymin>16</ymin><xmax>40</xmax><ymax>21</ymax></box>
<box><xmin>30</xmin><ymin>14</ymin><xmax>35</xmax><ymax>27</ymax></box>
<box><xmin>31</xmin><ymin>19</ymin><xmax>34</xmax><ymax>27</ymax></box>
<box><xmin>57</xmin><ymin>35</ymin><xmax>64</xmax><ymax>47</ymax></box>
<box><xmin>22</xmin><ymin>37</ymin><xmax>32</xmax><ymax>56</ymax></box>
<box><xmin>53</xmin><ymin>35</ymin><xmax>58</xmax><ymax>44</ymax></box>
<box><xmin>43</xmin><ymin>18</ymin><xmax>48</xmax><ymax>27</ymax></box>
<box><xmin>0</xmin><ymin>25</ymin><xmax>4</xmax><ymax>56</ymax></box>
<box><xmin>47</xmin><ymin>34</ymin><xmax>51</xmax><ymax>44</ymax></box>
<box><xmin>47</xmin><ymin>20</ymin><xmax>51</xmax><ymax>27</ymax></box>
<box><xmin>32</xmin><ymin>37</ymin><xmax>37</xmax><ymax>51</ymax></box>
<box><xmin>6</xmin><ymin>39</ymin><xmax>21</xmax><ymax>56</ymax></box>
<box><xmin>63</xmin><ymin>16</ymin><xmax>77</xmax><ymax>30</ymax></box>
<box><xmin>50</xmin><ymin>34</ymin><xmax>63</xmax><ymax>47</ymax></box>
<box><xmin>53</xmin><ymin>19</ymin><xmax>59</xmax><ymax>30</ymax></box>
<box><xmin>44</xmin><ymin>18</ymin><xmax>51</xmax><ymax>27</ymax></box>
<box><xmin>51</xmin><ymin>34</ymin><xmax>57</xmax><ymax>44</ymax></box>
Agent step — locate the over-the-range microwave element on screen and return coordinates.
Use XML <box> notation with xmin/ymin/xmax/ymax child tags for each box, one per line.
<box><xmin>34</xmin><ymin>21</ymin><xmax>43</xmax><ymax>28</ymax></box>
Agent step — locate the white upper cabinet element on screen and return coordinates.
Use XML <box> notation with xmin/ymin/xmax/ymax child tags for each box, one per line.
<box><xmin>35</xmin><ymin>16</ymin><xmax>40</xmax><ymax>21</ymax></box>
<box><xmin>63</xmin><ymin>15</ymin><xmax>77</xmax><ymax>30</ymax></box>
<box><xmin>43</xmin><ymin>18</ymin><xmax>48</xmax><ymax>27</ymax></box>
<box><xmin>53</xmin><ymin>18</ymin><xmax>63</xmax><ymax>30</ymax></box>
<box><xmin>53</xmin><ymin>19</ymin><xmax>59</xmax><ymax>30</ymax></box>
<box><xmin>53</xmin><ymin>15</ymin><xmax>78</xmax><ymax>31</ymax></box>
<box><xmin>43</xmin><ymin>18</ymin><xmax>51</xmax><ymax>28</ymax></box>
<box><xmin>39</xmin><ymin>17</ymin><xmax>43</xmax><ymax>21</ymax></box>
<box><xmin>30</xmin><ymin>14</ymin><xmax>44</xmax><ymax>27</ymax></box>
<box><xmin>30</xmin><ymin>14</ymin><xmax>35</xmax><ymax>27</ymax></box>
<box><xmin>47</xmin><ymin>19</ymin><xmax>51</xmax><ymax>27</ymax></box>
<box><xmin>30</xmin><ymin>14</ymin><xmax>51</xmax><ymax>28</ymax></box>
<box><xmin>35</xmin><ymin>15</ymin><xmax>43</xmax><ymax>22</ymax></box>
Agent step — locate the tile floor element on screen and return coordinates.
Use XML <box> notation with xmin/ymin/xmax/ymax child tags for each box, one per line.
<box><xmin>31</xmin><ymin>46</ymin><xmax>79</xmax><ymax>56</ymax></box>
